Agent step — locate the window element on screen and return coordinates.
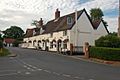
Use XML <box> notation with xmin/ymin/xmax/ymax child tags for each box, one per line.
<box><xmin>50</xmin><ymin>42</ymin><xmax>53</xmax><ymax>48</ymax></box>
<box><xmin>50</xmin><ymin>33</ymin><xmax>53</xmax><ymax>38</ymax></box>
<box><xmin>63</xmin><ymin>30</ymin><xmax>67</xmax><ymax>36</ymax></box>
<box><xmin>63</xmin><ymin>42</ymin><xmax>67</xmax><ymax>49</ymax></box>
<box><xmin>67</xmin><ymin>16</ymin><xmax>72</xmax><ymax>24</ymax></box>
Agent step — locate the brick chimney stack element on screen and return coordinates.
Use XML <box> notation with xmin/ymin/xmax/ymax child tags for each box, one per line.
<box><xmin>39</xmin><ymin>18</ymin><xmax>43</xmax><ymax>27</ymax></box>
<box><xmin>55</xmin><ymin>9</ymin><xmax>60</xmax><ymax>19</ymax></box>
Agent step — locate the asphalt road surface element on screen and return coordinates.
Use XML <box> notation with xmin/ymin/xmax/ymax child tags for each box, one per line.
<box><xmin>0</xmin><ymin>47</ymin><xmax>120</xmax><ymax>80</ymax></box>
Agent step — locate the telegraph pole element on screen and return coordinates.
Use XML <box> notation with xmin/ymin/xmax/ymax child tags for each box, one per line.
<box><xmin>118</xmin><ymin>0</ymin><xmax>120</xmax><ymax>37</ymax></box>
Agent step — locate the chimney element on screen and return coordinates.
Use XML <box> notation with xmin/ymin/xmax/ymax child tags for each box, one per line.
<box><xmin>38</xmin><ymin>18</ymin><xmax>43</xmax><ymax>27</ymax></box>
<box><xmin>55</xmin><ymin>9</ymin><xmax>60</xmax><ymax>19</ymax></box>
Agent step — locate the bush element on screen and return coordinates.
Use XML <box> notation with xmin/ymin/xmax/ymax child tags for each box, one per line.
<box><xmin>0</xmin><ymin>48</ymin><xmax>10</xmax><ymax>57</ymax></box>
<box><xmin>0</xmin><ymin>40</ymin><xmax>3</xmax><ymax>48</ymax></box>
<box><xmin>13</xmin><ymin>40</ymin><xmax>20</xmax><ymax>47</ymax></box>
<box><xmin>95</xmin><ymin>35</ymin><xmax>120</xmax><ymax>48</ymax></box>
<box><xmin>89</xmin><ymin>47</ymin><xmax>120</xmax><ymax>61</ymax></box>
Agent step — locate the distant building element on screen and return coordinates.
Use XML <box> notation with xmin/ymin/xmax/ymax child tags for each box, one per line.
<box><xmin>21</xmin><ymin>8</ymin><xmax>109</xmax><ymax>52</ymax></box>
<box><xmin>3</xmin><ymin>38</ymin><xmax>15</xmax><ymax>47</ymax></box>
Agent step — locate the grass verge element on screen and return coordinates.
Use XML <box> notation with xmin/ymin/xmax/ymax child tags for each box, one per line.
<box><xmin>0</xmin><ymin>48</ymin><xmax>11</xmax><ymax>57</ymax></box>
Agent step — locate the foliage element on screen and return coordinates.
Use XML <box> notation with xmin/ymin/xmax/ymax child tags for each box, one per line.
<box><xmin>95</xmin><ymin>34</ymin><xmax>120</xmax><ymax>48</ymax></box>
<box><xmin>13</xmin><ymin>40</ymin><xmax>20</xmax><ymax>47</ymax></box>
<box><xmin>90</xmin><ymin>8</ymin><xmax>104</xmax><ymax>21</ymax></box>
<box><xmin>109</xmin><ymin>32</ymin><xmax>117</xmax><ymax>36</ymax></box>
<box><xmin>0</xmin><ymin>40</ymin><xmax>3</xmax><ymax>48</ymax></box>
<box><xmin>0</xmin><ymin>34</ymin><xmax>2</xmax><ymax>41</ymax></box>
<box><xmin>89</xmin><ymin>47</ymin><xmax>120</xmax><ymax>61</ymax></box>
<box><xmin>3</xmin><ymin>26</ymin><xmax>24</xmax><ymax>39</ymax></box>
<box><xmin>31</xmin><ymin>20</ymin><xmax>38</xmax><ymax>26</ymax></box>
<box><xmin>90</xmin><ymin>8</ymin><xmax>108</xmax><ymax>27</ymax></box>
<box><xmin>0</xmin><ymin>48</ymin><xmax>10</xmax><ymax>57</ymax></box>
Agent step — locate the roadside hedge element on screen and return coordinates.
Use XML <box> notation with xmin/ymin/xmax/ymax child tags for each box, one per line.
<box><xmin>0</xmin><ymin>48</ymin><xmax>10</xmax><ymax>57</ymax></box>
<box><xmin>89</xmin><ymin>47</ymin><xmax>120</xmax><ymax>61</ymax></box>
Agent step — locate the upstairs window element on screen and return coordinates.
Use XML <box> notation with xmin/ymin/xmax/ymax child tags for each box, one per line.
<box><xmin>67</xmin><ymin>16</ymin><xmax>72</xmax><ymax>24</ymax></box>
<box><xmin>63</xmin><ymin>30</ymin><xmax>67</xmax><ymax>36</ymax></box>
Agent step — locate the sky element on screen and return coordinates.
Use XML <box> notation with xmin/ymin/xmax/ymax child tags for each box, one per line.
<box><xmin>0</xmin><ymin>0</ymin><xmax>119</xmax><ymax>32</ymax></box>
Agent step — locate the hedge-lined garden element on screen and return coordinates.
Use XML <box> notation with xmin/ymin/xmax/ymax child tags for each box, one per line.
<box><xmin>89</xmin><ymin>47</ymin><xmax>120</xmax><ymax>61</ymax></box>
<box><xmin>0</xmin><ymin>48</ymin><xmax>10</xmax><ymax>57</ymax></box>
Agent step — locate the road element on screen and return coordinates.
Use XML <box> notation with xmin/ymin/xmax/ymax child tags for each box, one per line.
<box><xmin>0</xmin><ymin>47</ymin><xmax>120</xmax><ymax>80</ymax></box>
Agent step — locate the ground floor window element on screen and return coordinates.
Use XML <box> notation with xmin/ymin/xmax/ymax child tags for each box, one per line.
<box><xmin>63</xmin><ymin>42</ymin><xmax>67</xmax><ymax>49</ymax></box>
<box><xmin>50</xmin><ymin>42</ymin><xmax>53</xmax><ymax>49</ymax></box>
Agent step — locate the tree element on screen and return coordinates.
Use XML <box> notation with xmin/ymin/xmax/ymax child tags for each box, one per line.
<box><xmin>109</xmin><ymin>32</ymin><xmax>117</xmax><ymax>36</ymax></box>
<box><xmin>3</xmin><ymin>26</ymin><xmax>24</xmax><ymax>39</ymax></box>
<box><xmin>31</xmin><ymin>20</ymin><xmax>38</xmax><ymax>27</ymax></box>
<box><xmin>90</xmin><ymin>8</ymin><xmax>108</xmax><ymax>27</ymax></box>
<box><xmin>95</xmin><ymin>34</ymin><xmax>120</xmax><ymax>48</ymax></box>
<box><xmin>0</xmin><ymin>40</ymin><xmax>3</xmax><ymax>53</ymax></box>
<box><xmin>90</xmin><ymin>8</ymin><xmax>104</xmax><ymax>21</ymax></box>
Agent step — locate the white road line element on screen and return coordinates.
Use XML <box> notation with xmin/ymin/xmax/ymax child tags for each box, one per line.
<box><xmin>25</xmin><ymin>72</ymin><xmax>31</xmax><ymax>74</ymax></box>
<box><xmin>30</xmin><ymin>69</ymin><xmax>35</xmax><ymax>71</ymax></box>
<box><xmin>74</xmin><ymin>76</ymin><xmax>80</xmax><ymax>79</ymax></box>
<box><xmin>62</xmin><ymin>74</ymin><xmax>71</xmax><ymax>77</ymax></box>
<box><xmin>0</xmin><ymin>70</ymin><xmax>17</xmax><ymax>73</ymax></box>
<box><xmin>44</xmin><ymin>70</ymin><xmax>51</xmax><ymax>73</ymax></box>
<box><xmin>32</xmin><ymin>66</ymin><xmax>37</xmax><ymax>69</ymax></box>
<box><xmin>52</xmin><ymin>72</ymin><xmax>60</xmax><ymax>75</ymax></box>
<box><xmin>27</xmin><ymin>67</ymin><xmax>31</xmax><ymax>70</ymax></box>
<box><xmin>0</xmin><ymin>72</ymin><xmax>19</xmax><ymax>77</ymax></box>
<box><xmin>17</xmin><ymin>71</ymin><xmax>21</xmax><ymax>73</ymax></box>
<box><xmin>89</xmin><ymin>79</ymin><xmax>94</xmax><ymax>80</ymax></box>
<box><xmin>23</xmin><ymin>65</ymin><xmax>27</xmax><ymax>68</ymax></box>
<box><xmin>38</xmin><ymin>69</ymin><xmax>42</xmax><ymax>71</ymax></box>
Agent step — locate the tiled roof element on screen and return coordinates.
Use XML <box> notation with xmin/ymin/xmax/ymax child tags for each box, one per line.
<box><xmin>24</xmin><ymin>8</ymin><xmax>109</xmax><ymax>37</ymax></box>
<box><xmin>4</xmin><ymin>38</ymin><xmax>15</xmax><ymax>43</ymax></box>
<box><xmin>92</xmin><ymin>20</ymin><xmax>101</xmax><ymax>29</ymax></box>
<box><xmin>43</xmin><ymin>10</ymin><xmax>84</xmax><ymax>34</ymax></box>
<box><xmin>24</xmin><ymin>29</ymin><xmax>34</xmax><ymax>37</ymax></box>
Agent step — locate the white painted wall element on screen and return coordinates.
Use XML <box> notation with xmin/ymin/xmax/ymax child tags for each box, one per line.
<box><xmin>22</xmin><ymin>30</ymin><xmax>70</xmax><ymax>51</ymax></box>
<box><xmin>22</xmin><ymin>11</ymin><xmax>108</xmax><ymax>52</ymax></box>
<box><xmin>93</xmin><ymin>22</ymin><xmax>108</xmax><ymax>40</ymax></box>
<box><xmin>70</xmin><ymin>11</ymin><xmax>94</xmax><ymax>47</ymax></box>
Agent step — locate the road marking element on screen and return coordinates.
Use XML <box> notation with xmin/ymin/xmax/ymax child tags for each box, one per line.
<box><xmin>89</xmin><ymin>79</ymin><xmax>94</xmax><ymax>80</ymax></box>
<box><xmin>53</xmin><ymin>72</ymin><xmax>60</xmax><ymax>75</ymax></box>
<box><xmin>0</xmin><ymin>72</ymin><xmax>19</xmax><ymax>77</ymax></box>
<box><xmin>74</xmin><ymin>76</ymin><xmax>80</xmax><ymax>79</ymax></box>
<box><xmin>25</xmin><ymin>72</ymin><xmax>31</xmax><ymax>74</ymax></box>
<box><xmin>32</xmin><ymin>66</ymin><xmax>37</xmax><ymax>69</ymax></box>
<box><xmin>62</xmin><ymin>74</ymin><xmax>71</xmax><ymax>77</ymax></box>
<box><xmin>44</xmin><ymin>70</ymin><xmax>51</xmax><ymax>73</ymax></box>
<box><xmin>38</xmin><ymin>69</ymin><xmax>42</xmax><ymax>71</ymax></box>
<box><xmin>17</xmin><ymin>71</ymin><xmax>21</xmax><ymax>73</ymax></box>
<box><xmin>27</xmin><ymin>67</ymin><xmax>31</xmax><ymax>69</ymax></box>
<box><xmin>30</xmin><ymin>69</ymin><xmax>35</xmax><ymax>71</ymax></box>
<box><xmin>0</xmin><ymin>70</ymin><xmax>17</xmax><ymax>73</ymax></box>
<box><xmin>23</xmin><ymin>65</ymin><xmax>27</xmax><ymax>68</ymax></box>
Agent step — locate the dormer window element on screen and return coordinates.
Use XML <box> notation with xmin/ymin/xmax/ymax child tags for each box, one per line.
<box><xmin>67</xmin><ymin>16</ymin><xmax>72</xmax><ymax>24</ymax></box>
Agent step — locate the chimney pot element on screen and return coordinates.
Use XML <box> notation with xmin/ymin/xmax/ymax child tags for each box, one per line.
<box><xmin>55</xmin><ymin>8</ymin><xmax>60</xmax><ymax>19</ymax></box>
<box><xmin>39</xmin><ymin>18</ymin><xmax>43</xmax><ymax>27</ymax></box>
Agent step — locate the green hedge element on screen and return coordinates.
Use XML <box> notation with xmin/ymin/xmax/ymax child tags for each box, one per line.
<box><xmin>89</xmin><ymin>47</ymin><xmax>120</xmax><ymax>61</ymax></box>
<box><xmin>0</xmin><ymin>48</ymin><xmax>10</xmax><ymax>57</ymax></box>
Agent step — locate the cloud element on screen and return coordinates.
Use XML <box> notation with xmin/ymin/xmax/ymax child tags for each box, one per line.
<box><xmin>0</xmin><ymin>0</ymin><xmax>118</xmax><ymax>32</ymax></box>
<box><xmin>104</xmin><ymin>16</ymin><xmax>118</xmax><ymax>32</ymax></box>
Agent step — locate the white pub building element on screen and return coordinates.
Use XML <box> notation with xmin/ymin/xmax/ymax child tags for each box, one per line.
<box><xmin>21</xmin><ymin>8</ymin><xmax>109</xmax><ymax>53</ymax></box>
